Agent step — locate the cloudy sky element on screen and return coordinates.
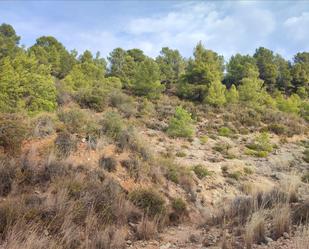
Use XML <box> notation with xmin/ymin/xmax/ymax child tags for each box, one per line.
<box><xmin>0</xmin><ymin>1</ymin><xmax>308</xmax><ymax>60</ymax></box>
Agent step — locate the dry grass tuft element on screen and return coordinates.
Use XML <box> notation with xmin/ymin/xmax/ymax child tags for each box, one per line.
<box><xmin>136</xmin><ymin>216</ymin><xmax>158</xmax><ymax>240</ymax></box>
<box><xmin>272</xmin><ymin>204</ymin><xmax>291</xmax><ymax>239</ymax></box>
<box><xmin>244</xmin><ymin>211</ymin><xmax>266</xmax><ymax>249</ymax></box>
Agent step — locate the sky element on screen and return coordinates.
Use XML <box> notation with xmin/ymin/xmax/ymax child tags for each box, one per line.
<box><xmin>0</xmin><ymin>1</ymin><xmax>309</xmax><ymax>61</ymax></box>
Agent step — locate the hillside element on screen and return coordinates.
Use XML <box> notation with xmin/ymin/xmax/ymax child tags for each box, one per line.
<box><xmin>0</xmin><ymin>22</ymin><xmax>309</xmax><ymax>249</ymax></box>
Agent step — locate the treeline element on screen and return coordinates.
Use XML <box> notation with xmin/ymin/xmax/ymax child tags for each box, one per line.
<box><xmin>0</xmin><ymin>23</ymin><xmax>308</xmax><ymax>120</ymax></box>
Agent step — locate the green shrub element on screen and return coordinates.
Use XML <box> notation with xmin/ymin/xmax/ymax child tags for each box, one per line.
<box><xmin>129</xmin><ymin>188</ymin><xmax>165</xmax><ymax>217</ymax></box>
<box><xmin>228</xmin><ymin>171</ymin><xmax>242</xmax><ymax>180</ymax></box>
<box><xmin>101</xmin><ymin>111</ymin><xmax>125</xmax><ymax>139</ymax></box>
<box><xmin>0</xmin><ymin>115</ymin><xmax>29</xmax><ymax>155</ymax></box>
<box><xmin>267</xmin><ymin>123</ymin><xmax>287</xmax><ymax>135</ymax></box>
<box><xmin>32</xmin><ymin>114</ymin><xmax>55</xmax><ymax>138</ymax></box>
<box><xmin>58</xmin><ymin>108</ymin><xmax>87</xmax><ymax>134</ymax></box>
<box><xmin>167</xmin><ymin>106</ymin><xmax>195</xmax><ymax>138</ymax></box>
<box><xmin>175</xmin><ymin>151</ymin><xmax>186</xmax><ymax>157</ymax></box>
<box><xmin>199</xmin><ymin>135</ymin><xmax>208</xmax><ymax>144</ymax></box>
<box><xmin>218</xmin><ymin>127</ymin><xmax>232</xmax><ymax>137</ymax></box>
<box><xmin>244</xmin><ymin>167</ymin><xmax>254</xmax><ymax>175</ymax></box>
<box><xmin>55</xmin><ymin>131</ymin><xmax>77</xmax><ymax>158</ymax></box>
<box><xmin>246</xmin><ymin>132</ymin><xmax>273</xmax><ymax>157</ymax></box>
<box><xmin>109</xmin><ymin>90</ymin><xmax>137</xmax><ymax>117</ymax></box>
<box><xmin>172</xmin><ymin>198</ymin><xmax>187</xmax><ymax>215</ymax></box>
<box><xmin>75</xmin><ymin>87</ymin><xmax>108</xmax><ymax>112</ymax></box>
<box><xmin>192</xmin><ymin>165</ymin><xmax>210</xmax><ymax>179</ymax></box>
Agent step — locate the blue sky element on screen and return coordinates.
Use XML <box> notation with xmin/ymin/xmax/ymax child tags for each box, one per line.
<box><xmin>1</xmin><ymin>1</ymin><xmax>309</xmax><ymax>60</ymax></box>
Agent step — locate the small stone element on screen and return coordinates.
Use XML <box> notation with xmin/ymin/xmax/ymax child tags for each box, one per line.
<box><xmin>283</xmin><ymin>232</ymin><xmax>290</xmax><ymax>239</ymax></box>
<box><xmin>126</xmin><ymin>240</ymin><xmax>132</xmax><ymax>245</ymax></box>
<box><xmin>44</xmin><ymin>229</ymin><xmax>49</xmax><ymax>236</ymax></box>
<box><xmin>189</xmin><ymin>234</ymin><xmax>200</xmax><ymax>243</ymax></box>
<box><xmin>160</xmin><ymin>242</ymin><xmax>171</xmax><ymax>249</ymax></box>
<box><xmin>265</xmin><ymin>237</ymin><xmax>273</xmax><ymax>243</ymax></box>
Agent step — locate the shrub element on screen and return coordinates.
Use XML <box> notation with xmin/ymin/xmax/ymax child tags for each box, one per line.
<box><xmin>172</xmin><ymin>198</ymin><xmax>187</xmax><ymax>215</ymax></box>
<box><xmin>0</xmin><ymin>115</ymin><xmax>29</xmax><ymax>155</ymax></box>
<box><xmin>136</xmin><ymin>216</ymin><xmax>158</xmax><ymax>240</ymax></box>
<box><xmin>129</xmin><ymin>188</ymin><xmax>165</xmax><ymax>217</ymax></box>
<box><xmin>109</xmin><ymin>90</ymin><xmax>137</xmax><ymax>117</ymax></box>
<box><xmin>243</xmin><ymin>167</ymin><xmax>254</xmax><ymax>175</ymax></box>
<box><xmin>199</xmin><ymin>135</ymin><xmax>208</xmax><ymax>144</ymax></box>
<box><xmin>75</xmin><ymin>87</ymin><xmax>108</xmax><ymax>112</ymax></box>
<box><xmin>58</xmin><ymin>108</ymin><xmax>87</xmax><ymax>134</ymax></box>
<box><xmin>32</xmin><ymin>114</ymin><xmax>55</xmax><ymax>138</ymax></box>
<box><xmin>101</xmin><ymin>111</ymin><xmax>125</xmax><ymax>139</ymax></box>
<box><xmin>193</xmin><ymin>165</ymin><xmax>210</xmax><ymax>179</ymax></box>
<box><xmin>0</xmin><ymin>158</ymin><xmax>16</xmax><ymax>196</ymax></box>
<box><xmin>175</xmin><ymin>151</ymin><xmax>186</xmax><ymax>157</ymax></box>
<box><xmin>218</xmin><ymin>127</ymin><xmax>232</xmax><ymax>137</ymax></box>
<box><xmin>267</xmin><ymin>123</ymin><xmax>287</xmax><ymax>135</ymax></box>
<box><xmin>303</xmin><ymin>149</ymin><xmax>309</xmax><ymax>163</ymax></box>
<box><xmin>292</xmin><ymin>199</ymin><xmax>309</xmax><ymax>225</ymax></box>
<box><xmin>246</xmin><ymin>132</ymin><xmax>273</xmax><ymax>157</ymax></box>
<box><xmin>167</xmin><ymin>106</ymin><xmax>194</xmax><ymax>138</ymax></box>
<box><xmin>228</xmin><ymin>171</ymin><xmax>242</xmax><ymax>181</ymax></box>
<box><xmin>301</xmin><ymin>172</ymin><xmax>309</xmax><ymax>183</ymax></box>
<box><xmin>99</xmin><ymin>156</ymin><xmax>117</xmax><ymax>172</ymax></box>
<box><xmin>54</xmin><ymin>131</ymin><xmax>77</xmax><ymax>158</ymax></box>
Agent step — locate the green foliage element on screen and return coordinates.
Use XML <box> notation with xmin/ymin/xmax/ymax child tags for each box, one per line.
<box><xmin>29</xmin><ymin>36</ymin><xmax>77</xmax><ymax>78</ymax></box>
<box><xmin>109</xmin><ymin>90</ymin><xmax>137</xmax><ymax>117</ymax></box>
<box><xmin>58</xmin><ymin>108</ymin><xmax>88</xmax><ymax>134</ymax></box>
<box><xmin>179</xmin><ymin>42</ymin><xmax>224</xmax><ymax>101</ymax></box>
<box><xmin>101</xmin><ymin>111</ymin><xmax>125</xmax><ymax>139</ymax></box>
<box><xmin>172</xmin><ymin>198</ymin><xmax>187</xmax><ymax>215</ymax></box>
<box><xmin>204</xmin><ymin>80</ymin><xmax>226</xmax><ymax>107</ymax></box>
<box><xmin>199</xmin><ymin>135</ymin><xmax>208</xmax><ymax>144</ymax></box>
<box><xmin>225</xmin><ymin>54</ymin><xmax>259</xmax><ymax>87</ymax></box>
<box><xmin>225</xmin><ymin>84</ymin><xmax>239</xmax><ymax>104</ymax></box>
<box><xmin>246</xmin><ymin>132</ymin><xmax>273</xmax><ymax>157</ymax></box>
<box><xmin>0</xmin><ymin>23</ymin><xmax>20</xmax><ymax>59</ymax></box>
<box><xmin>192</xmin><ymin>165</ymin><xmax>210</xmax><ymax>179</ymax></box>
<box><xmin>156</xmin><ymin>47</ymin><xmax>185</xmax><ymax>87</ymax></box>
<box><xmin>228</xmin><ymin>171</ymin><xmax>242</xmax><ymax>180</ymax></box>
<box><xmin>167</xmin><ymin>106</ymin><xmax>195</xmax><ymax>138</ymax></box>
<box><xmin>132</xmin><ymin>58</ymin><xmax>165</xmax><ymax>99</ymax></box>
<box><xmin>129</xmin><ymin>188</ymin><xmax>165</xmax><ymax>217</ymax></box>
<box><xmin>238</xmin><ymin>76</ymin><xmax>264</xmax><ymax>104</ymax></box>
<box><xmin>276</xmin><ymin>93</ymin><xmax>301</xmax><ymax>114</ymax></box>
<box><xmin>0</xmin><ymin>114</ymin><xmax>29</xmax><ymax>155</ymax></box>
<box><xmin>218</xmin><ymin>127</ymin><xmax>232</xmax><ymax>137</ymax></box>
<box><xmin>0</xmin><ymin>52</ymin><xmax>57</xmax><ymax>113</ymax></box>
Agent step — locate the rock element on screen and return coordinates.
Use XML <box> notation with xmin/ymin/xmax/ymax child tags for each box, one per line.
<box><xmin>265</xmin><ymin>237</ymin><xmax>273</xmax><ymax>243</ymax></box>
<box><xmin>126</xmin><ymin>240</ymin><xmax>132</xmax><ymax>245</ymax></box>
<box><xmin>189</xmin><ymin>234</ymin><xmax>200</xmax><ymax>243</ymax></box>
<box><xmin>160</xmin><ymin>242</ymin><xmax>171</xmax><ymax>249</ymax></box>
<box><xmin>44</xmin><ymin>229</ymin><xmax>49</xmax><ymax>236</ymax></box>
<box><xmin>283</xmin><ymin>232</ymin><xmax>290</xmax><ymax>239</ymax></box>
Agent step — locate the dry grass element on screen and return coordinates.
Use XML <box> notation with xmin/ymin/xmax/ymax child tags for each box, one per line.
<box><xmin>272</xmin><ymin>204</ymin><xmax>291</xmax><ymax>239</ymax></box>
<box><xmin>295</xmin><ymin>226</ymin><xmax>309</xmax><ymax>249</ymax></box>
<box><xmin>136</xmin><ymin>216</ymin><xmax>158</xmax><ymax>240</ymax></box>
<box><xmin>244</xmin><ymin>211</ymin><xmax>266</xmax><ymax>249</ymax></box>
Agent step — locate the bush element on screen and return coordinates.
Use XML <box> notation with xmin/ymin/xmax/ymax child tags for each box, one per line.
<box><xmin>167</xmin><ymin>106</ymin><xmax>195</xmax><ymax>138</ymax></box>
<box><xmin>58</xmin><ymin>108</ymin><xmax>87</xmax><ymax>134</ymax></box>
<box><xmin>301</xmin><ymin>172</ymin><xmax>309</xmax><ymax>183</ymax></box>
<box><xmin>193</xmin><ymin>165</ymin><xmax>210</xmax><ymax>179</ymax></box>
<box><xmin>267</xmin><ymin>123</ymin><xmax>287</xmax><ymax>135</ymax></box>
<box><xmin>244</xmin><ymin>211</ymin><xmax>266</xmax><ymax>248</ymax></box>
<box><xmin>292</xmin><ymin>199</ymin><xmax>309</xmax><ymax>225</ymax></box>
<box><xmin>172</xmin><ymin>198</ymin><xmax>187</xmax><ymax>215</ymax></box>
<box><xmin>199</xmin><ymin>135</ymin><xmax>208</xmax><ymax>144</ymax></box>
<box><xmin>101</xmin><ymin>111</ymin><xmax>125</xmax><ymax>139</ymax></box>
<box><xmin>228</xmin><ymin>171</ymin><xmax>242</xmax><ymax>180</ymax></box>
<box><xmin>109</xmin><ymin>90</ymin><xmax>137</xmax><ymax>117</ymax></box>
<box><xmin>129</xmin><ymin>188</ymin><xmax>165</xmax><ymax>217</ymax></box>
<box><xmin>75</xmin><ymin>87</ymin><xmax>108</xmax><ymax>112</ymax></box>
<box><xmin>246</xmin><ymin>132</ymin><xmax>273</xmax><ymax>157</ymax></box>
<box><xmin>54</xmin><ymin>132</ymin><xmax>77</xmax><ymax>158</ymax></box>
<box><xmin>32</xmin><ymin>114</ymin><xmax>55</xmax><ymax>138</ymax></box>
<box><xmin>0</xmin><ymin>158</ymin><xmax>16</xmax><ymax>196</ymax></box>
<box><xmin>0</xmin><ymin>114</ymin><xmax>29</xmax><ymax>155</ymax></box>
<box><xmin>218</xmin><ymin>127</ymin><xmax>232</xmax><ymax>137</ymax></box>
<box><xmin>303</xmin><ymin>149</ymin><xmax>309</xmax><ymax>163</ymax></box>
<box><xmin>99</xmin><ymin>156</ymin><xmax>117</xmax><ymax>172</ymax></box>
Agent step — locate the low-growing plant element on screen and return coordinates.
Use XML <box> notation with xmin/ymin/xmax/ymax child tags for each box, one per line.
<box><xmin>301</xmin><ymin>172</ymin><xmax>309</xmax><ymax>183</ymax></box>
<box><xmin>218</xmin><ymin>127</ymin><xmax>232</xmax><ymax>137</ymax></box>
<box><xmin>99</xmin><ymin>156</ymin><xmax>117</xmax><ymax>172</ymax></box>
<box><xmin>267</xmin><ymin>123</ymin><xmax>287</xmax><ymax>135</ymax></box>
<box><xmin>199</xmin><ymin>135</ymin><xmax>208</xmax><ymax>144</ymax></box>
<box><xmin>193</xmin><ymin>165</ymin><xmax>210</xmax><ymax>179</ymax></box>
<box><xmin>109</xmin><ymin>90</ymin><xmax>137</xmax><ymax>117</ymax></box>
<box><xmin>32</xmin><ymin>114</ymin><xmax>55</xmax><ymax>138</ymax></box>
<box><xmin>0</xmin><ymin>158</ymin><xmax>16</xmax><ymax>196</ymax></box>
<box><xmin>54</xmin><ymin>131</ymin><xmax>77</xmax><ymax>158</ymax></box>
<box><xmin>167</xmin><ymin>106</ymin><xmax>195</xmax><ymax>138</ymax></box>
<box><xmin>175</xmin><ymin>151</ymin><xmax>186</xmax><ymax>157</ymax></box>
<box><xmin>170</xmin><ymin>198</ymin><xmax>187</xmax><ymax>223</ymax></box>
<box><xmin>244</xmin><ymin>211</ymin><xmax>266</xmax><ymax>248</ymax></box>
<box><xmin>246</xmin><ymin>132</ymin><xmax>273</xmax><ymax>157</ymax></box>
<box><xmin>228</xmin><ymin>171</ymin><xmax>242</xmax><ymax>181</ymax></box>
<box><xmin>75</xmin><ymin>87</ymin><xmax>108</xmax><ymax>112</ymax></box>
<box><xmin>272</xmin><ymin>204</ymin><xmax>291</xmax><ymax>240</ymax></box>
<box><xmin>101</xmin><ymin>111</ymin><xmax>125</xmax><ymax>139</ymax></box>
<box><xmin>0</xmin><ymin>115</ymin><xmax>29</xmax><ymax>155</ymax></box>
<box><xmin>303</xmin><ymin>149</ymin><xmax>309</xmax><ymax>163</ymax></box>
<box><xmin>129</xmin><ymin>188</ymin><xmax>165</xmax><ymax>217</ymax></box>
<box><xmin>58</xmin><ymin>108</ymin><xmax>87</xmax><ymax>134</ymax></box>
<box><xmin>244</xmin><ymin>167</ymin><xmax>254</xmax><ymax>175</ymax></box>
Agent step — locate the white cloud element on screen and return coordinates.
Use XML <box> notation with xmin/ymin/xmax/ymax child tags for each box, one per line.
<box><xmin>284</xmin><ymin>12</ymin><xmax>309</xmax><ymax>41</ymax></box>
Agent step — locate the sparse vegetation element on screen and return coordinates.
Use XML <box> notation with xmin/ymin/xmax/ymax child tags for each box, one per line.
<box><xmin>192</xmin><ymin>164</ymin><xmax>210</xmax><ymax>179</ymax></box>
